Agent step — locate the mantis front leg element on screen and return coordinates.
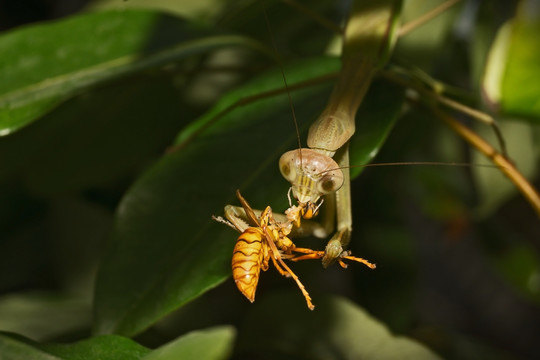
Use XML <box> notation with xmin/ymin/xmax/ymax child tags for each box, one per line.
<box><xmin>322</xmin><ymin>143</ymin><xmax>352</xmax><ymax>267</ymax></box>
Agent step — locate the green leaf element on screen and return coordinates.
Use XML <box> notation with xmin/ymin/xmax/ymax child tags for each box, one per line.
<box><xmin>88</xmin><ymin>0</ymin><xmax>224</xmax><ymax>20</ymax></box>
<box><xmin>0</xmin><ymin>292</ymin><xmax>91</xmax><ymax>341</ymax></box>
<box><xmin>93</xmin><ymin>54</ymin><xmax>404</xmax><ymax>335</ymax></box>
<box><xmin>237</xmin><ymin>292</ymin><xmax>443</xmax><ymax>360</ymax></box>
<box><xmin>0</xmin><ymin>8</ymin><xmax>269</xmax><ymax>193</ymax></box>
<box><xmin>41</xmin><ymin>335</ymin><xmax>150</xmax><ymax>360</ymax></box>
<box><xmin>349</xmin><ymin>78</ymin><xmax>405</xmax><ymax>178</ymax></box>
<box><xmin>0</xmin><ymin>9</ymin><xmax>266</xmax><ymax>135</ymax></box>
<box><xmin>0</xmin><ymin>75</ymin><xmax>194</xmax><ymax>194</ymax></box>
<box><xmin>142</xmin><ymin>326</ymin><xmax>235</xmax><ymax>360</ymax></box>
<box><xmin>93</xmin><ymin>57</ymin><xmax>339</xmax><ymax>336</ymax></box>
<box><xmin>1</xmin><ymin>327</ymin><xmax>233</xmax><ymax>360</ymax></box>
<box><xmin>0</xmin><ymin>333</ymin><xmax>61</xmax><ymax>360</ymax></box>
<box><xmin>483</xmin><ymin>0</ymin><xmax>540</xmax><ymax>120</ymax></box>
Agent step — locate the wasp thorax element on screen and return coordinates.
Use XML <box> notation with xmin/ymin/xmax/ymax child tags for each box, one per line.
<box><xmin>279</xmin><ymin>148</ymin><xmax>344</xmax><ymax>204</ymax></box>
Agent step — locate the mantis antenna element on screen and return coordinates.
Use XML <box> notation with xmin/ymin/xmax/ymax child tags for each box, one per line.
<box><xmin>262</xmin><ymin>6</ymin><xmax>303</xmax><ymax>167</ymax></box>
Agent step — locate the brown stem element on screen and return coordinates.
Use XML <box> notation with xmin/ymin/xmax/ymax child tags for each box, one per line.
<box><xmin>432</xmin><ymin>106</ymin><xmax>540</xmax><ymax>219</ymax></box>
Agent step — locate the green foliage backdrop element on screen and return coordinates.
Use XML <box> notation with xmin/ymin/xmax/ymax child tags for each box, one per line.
<box><xmin>0</xmin><ymin>1</ymin><xmax>539</xmax><ymax>359</ymax></box>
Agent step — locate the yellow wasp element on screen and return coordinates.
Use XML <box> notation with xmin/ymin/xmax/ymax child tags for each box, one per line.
<box><xmin>215</xmin><ymin>190</ymin><xmax>375</xmax><ymax>310</ymax></box>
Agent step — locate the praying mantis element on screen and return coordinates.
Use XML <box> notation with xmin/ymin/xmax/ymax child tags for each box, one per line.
<box><xmin>278</xmin><ymin>0</ymin><xmax>401</xmax><ymax>267</ymax></box>
<box><xmin>269</xmin><ymin>0</ymin><xmax>540</xmax><ymax>267</ymax></box>
<box><xmin>213</xmin><ymin>0</ymin><xmax>540</xmax><ymax>304</ymax></box>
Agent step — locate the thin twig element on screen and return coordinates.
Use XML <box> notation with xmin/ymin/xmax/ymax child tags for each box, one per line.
<box><xmin>399</xmin><ymin>0</ymin><xmax>463</xmax><ymax>37</ymax></box>
<box><xmin>430</xmin><ymin>106</ymin><xmax>540</xmax><ymax>219</ymax></box>
<box><xmin>281</xmin><ymin>0</ymin><xmax>343</xmax><ymax>34</ymax></box>
<box><xmin>381</xmin><ymin>69</ymin><xmax>509</xmax><ymax>158</ymax></box>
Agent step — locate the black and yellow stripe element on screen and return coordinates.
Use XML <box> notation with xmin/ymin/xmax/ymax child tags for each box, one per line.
<box><xmin>231</xmin><ymin>227</ymin><xmax>264</xmax><ymax>302</ymax></box>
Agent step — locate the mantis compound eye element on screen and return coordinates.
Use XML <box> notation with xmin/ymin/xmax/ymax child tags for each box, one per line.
<box><xmin>279</xmin><ymin>151</ymin><xmax>298</xmax><ymax>183</ymax></box>
<box><xmin>317</xmin><ymin>173</ymin><xmax>344</xmax><ymax>195</ymax></box>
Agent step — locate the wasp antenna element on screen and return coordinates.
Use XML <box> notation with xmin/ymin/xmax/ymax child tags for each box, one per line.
<box><xmin>262</xmin><ymin>6</ymin><xmax>303</xmax><ymax>167</ymax></box>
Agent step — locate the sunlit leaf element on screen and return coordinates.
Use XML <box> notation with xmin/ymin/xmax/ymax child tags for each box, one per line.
<box><xmin>483</xmin><ymin>0</ymin><xmax>540</xmax><ymax>119</ymax></box>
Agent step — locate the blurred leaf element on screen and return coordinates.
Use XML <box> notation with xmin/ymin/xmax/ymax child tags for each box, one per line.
<box><xmin>141</xmin><ymin>326</ymin><xmax>235</xmax><ymax>360</ymax></box>
<box><xmin>394</xmin><ymin>0</ymin><xmax>461</xmax><ymax>71</ymax></box>
<box><xmin>0</xmin><ymin>293</ymin><xmax>91</xmax><ymax>342</ymax></box>
<box><xmin>41</xmin><ymin>335</ymin><xmax>150</xmax><ymax>360</ymax></box>
<box><xmin>483</xmin><ymin>0</ymin><xmax>540</xmax><ymax>119</ymax></box>
<box><xmin>470</xmin><ymin>1</ymin><xmax>507</xmax><ymax>88</ymax></box>
<box><xmin>491</xmin><ymin>242</ymin><xmax>540</xmax><ymax>303</ymax></box>
<box><xmin>0</xmin><ymin>327</ymin><xmax>233</xmax><ymax>360</ymax></box>
<box><xmin>361</xmin><ymin>226</ymin><xmax>418</xmax><ymax>332</ymax></box>
<box><xmin>88</xmin><ymin>0</ymin><xmax>224</xmax><ymax>20</ymax></box>
<box><xmin>46</xmin><ymin>197</ymin><xmax>112</xmax><ymax>295</ymax></box>
<box><xmin>0</xmin><ymin>74</ymin><xmax>192</xmax><ymax>194</ymax></box>
<box><xmin>473</xmin><ymin>120</ymin><xmax>538</xmax><ymax>216</ymax></box>
<box><xmin>0</xmin><ymin>333</ymin><xmax>61</xmax><ymax>360</ymax></box>
<box><xmin>349</xmin><ymin>78</ymin><xmax>405</xmax><ymax>178</ymax></box>
<box><xmin>0</xmin><ymin>9</ymin><xmax>265</xmax><ymax>135</ymax></box>
<box><xmin>237</xmin><ymin>292</ymin><xmax>442</xmax><ymax>360</ymax></box>
<box><xmin>93</xmin><ymin>56</ymin><xmax>405</xmax><ymax>336</ymax></box>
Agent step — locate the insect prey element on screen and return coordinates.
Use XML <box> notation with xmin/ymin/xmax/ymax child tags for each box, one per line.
<box><xmin>214</xmin><ymin>190</ymin><xmax>375</xmax><ymax>310</ymax></box>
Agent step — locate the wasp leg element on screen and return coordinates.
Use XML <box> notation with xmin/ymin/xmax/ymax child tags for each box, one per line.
<box><xmin>262</xmin><ymin>227</ymin><xmax>315</xmax><ymax>310</ymax></box>
<box><xmin>341</xmin><ymin>255</ymin><xmax>376</xmax><ymax>269</ymax></box>
<box><xmin>270</xmin><ymin>253</ymin><xmax>291</xmax><ymax>277</ymax></box>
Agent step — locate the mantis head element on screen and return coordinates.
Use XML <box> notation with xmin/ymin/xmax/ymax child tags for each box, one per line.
<box><xmin>279</xmin><ymin>148</ymin><xmax>344</xmax><ymax>207</ymax></box>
